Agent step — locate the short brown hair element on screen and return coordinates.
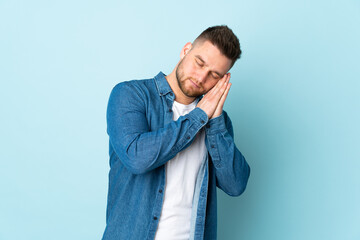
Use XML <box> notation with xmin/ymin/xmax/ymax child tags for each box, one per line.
<box><xmin>193</xmin><ymin>25</ymin><xmax>241</xmax><ymax>67</ymax></box>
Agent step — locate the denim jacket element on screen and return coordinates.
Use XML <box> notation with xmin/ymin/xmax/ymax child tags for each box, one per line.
<box><xmin>102</xmin><ymin>72</ymin><xmax>250</xmax><ymax>240</ymax></box>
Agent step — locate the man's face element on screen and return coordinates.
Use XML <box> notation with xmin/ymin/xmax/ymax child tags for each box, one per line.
<box><xmin>175</xmin><ymin>40</ymin><xmax>232</xmax><ymax>98</ymax></box>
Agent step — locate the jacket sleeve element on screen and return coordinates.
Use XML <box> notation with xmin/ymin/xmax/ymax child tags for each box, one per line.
<box><xmin>106</xmin><ymin>82</ymin><xmax>209</xmax><ymax>174</ymax></box>
<box><xmin>205</xmin><ymin>111</ymin><xmax>250</xmax><ymax>196</ymax></box>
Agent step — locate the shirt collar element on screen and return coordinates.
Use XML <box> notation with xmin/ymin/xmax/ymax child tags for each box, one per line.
<box><xmin>154</xmin><ymin>71</ymin><xmax>173</xmax><ymax>96</ymax></box>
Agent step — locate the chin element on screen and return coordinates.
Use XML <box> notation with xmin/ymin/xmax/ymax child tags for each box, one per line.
<box><xmin>184</xmin><ymin>90</ymin><xmax>204</xmax><ymax>98</ymax></box>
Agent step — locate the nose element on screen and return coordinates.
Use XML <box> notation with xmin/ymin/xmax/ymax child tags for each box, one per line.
<box><xmin>196</xmin><ymin>69</ymin><xmax>208</xmax><ymax>84</ymax></box>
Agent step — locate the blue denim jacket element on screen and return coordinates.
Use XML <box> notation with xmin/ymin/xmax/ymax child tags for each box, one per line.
<box><xmin>102</xmin><ymin>72</ymin><xmax>250</xmax><ymax>240</ymax></box>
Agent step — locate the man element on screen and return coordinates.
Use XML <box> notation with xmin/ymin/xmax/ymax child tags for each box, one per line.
<box><xmin>102</xmin><ymin>25</ymin><xmax>250</xmax><ymax>240</ymax></box>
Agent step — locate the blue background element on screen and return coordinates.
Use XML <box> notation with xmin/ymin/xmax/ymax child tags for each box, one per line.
<box><xmin>1</xmin><ymin>0</ymin><xmax>359</xmax><ymax>239</ymax></box>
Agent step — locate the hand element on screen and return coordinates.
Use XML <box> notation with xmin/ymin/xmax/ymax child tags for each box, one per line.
<box><xmin>196</xmin><ymin>73</ymin><xmax>231</xmax><ymax>119</ymax></box>
<box><xmin>212</xmin><ymin>76</ymin><xmax>231</xmax><ymax>119</ymax></box>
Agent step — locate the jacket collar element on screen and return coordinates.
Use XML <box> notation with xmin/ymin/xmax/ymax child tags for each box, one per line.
<box><xmin>154</xmin><ymin>71</ymin><xmax>173</xmax><ymax>96</ymax></box>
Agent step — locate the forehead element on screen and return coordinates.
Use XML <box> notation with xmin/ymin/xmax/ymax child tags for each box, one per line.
<box><xmin>191</xmin><ymin>40</ymin><xmax>232</xmax><ymax>74</ymax></box>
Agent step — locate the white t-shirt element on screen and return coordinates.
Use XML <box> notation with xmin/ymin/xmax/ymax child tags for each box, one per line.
<box><xmin>154</xmin><ymin>100</ymin><xmax>207</xmax><ymax>240</ymax></box>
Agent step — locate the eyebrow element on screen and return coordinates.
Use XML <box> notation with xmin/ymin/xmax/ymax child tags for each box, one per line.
<box><xmin>195</xmin><ymin>55</ymin><xmax>224</xmax><ymax>78</ymax></box>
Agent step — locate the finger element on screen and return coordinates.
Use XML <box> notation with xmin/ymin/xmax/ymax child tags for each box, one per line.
<box><xmin>202</xmin><ymin>73</ymin><xmax>230</xmax><ymax>101</ymax></box>
<box><xmin>209</xmin><ymin>73</ymin><xmax>230</xmax><ymax>97</ymax></box>
<box><xmin>213</xmin><ymin>72</ymin><xmax>229</xmax><ymax>89</ymax></box>
<box><xmin>211</xmin><ymin>81</ymin><xmax>231</xmax><ymax>118</ymax></box>
<box><xmin>217</xmin><ymin>82</ymin><xmax>231</xmax><ymax>110</ymax></box>
<box><xmin>217</xmin><ymin>74</ymin><xmax>230</xmax><ymax>96</ymax></box>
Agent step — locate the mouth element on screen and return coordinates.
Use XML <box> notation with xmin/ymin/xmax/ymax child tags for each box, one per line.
<box><xmin>189</xmin><ymin>79</ymin><xmax>200</xmax><ymax>88</ymax></box>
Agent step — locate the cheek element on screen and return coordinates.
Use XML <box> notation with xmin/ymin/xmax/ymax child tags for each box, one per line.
<box><xmin>182</xmin><ymin>59</ymin><xmax>197</xmax><ymax>75</ymax></box>
<box><xmin>185</xmin><ymin>63</ymin><xmax>196</xmax><ymax>76</ymax></box>
<box><xmin>204</xmin><ymin>79</ymin><xmax>219</xmax><ymax>90</ymax></box>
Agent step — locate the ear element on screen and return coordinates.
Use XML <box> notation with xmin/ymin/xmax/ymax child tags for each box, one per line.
<box><xmin>180</xmin><ymin>42</ymin><xmax>192</xmax><ymax>59</ymax></box>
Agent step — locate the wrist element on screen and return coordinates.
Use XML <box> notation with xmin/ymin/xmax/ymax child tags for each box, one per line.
<box><xmin>211</xmin><ymin>110</ymin><xmax>222</xmax><ymax>119</ymax></box>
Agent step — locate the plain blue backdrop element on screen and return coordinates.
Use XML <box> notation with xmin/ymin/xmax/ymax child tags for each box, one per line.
<box><xmin>1</xmin><ymin>0</ymin><xmax>359</xmax><ymax>239</ymax></box>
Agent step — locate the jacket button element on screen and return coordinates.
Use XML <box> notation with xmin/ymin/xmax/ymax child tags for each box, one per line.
<box><xmin>206</xmin><ymin>125</ymin><xmax>210</xmax><ymax>128</ymax></box>
<box><xmin>211</xmin><ymin>144</ymin><xmax>215</xmax><ymax>148</ymax></box>
<box><xmin>169</xmin><ymin>109</ymin><xmax>172</xmax><ymax>112</ymax></box>
<box><xmin>201</xmin><ymin>120</ymin><xmax>205</xmax><ymax>124</ymax></box>
<box><xmin>153</xmin><ymin>216</ymin><xmax>158</xmax><ymax>220</ymax></box>
<box><xmin>186</xmin><ymin>136</ymin><xmax>190</xmax><ymax>140</ymax></box>
<box><xmin>159</xmin><ymin>189</ymin><xmax>163</xmax><ymax>193</ymax></box>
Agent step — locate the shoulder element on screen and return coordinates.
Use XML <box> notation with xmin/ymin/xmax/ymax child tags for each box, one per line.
<box><xmin>109</xmin><ymin>76</ymin><xmax>161</xmax><ymax>109</ymax></box>
<box><xmin>107</xmin><ymin>76</ymin><xmax>159</xmax><ymax>112</ymax></box>
<box><xmin>222</xmin><ymin>110</ymin><xmax>231</xmax><ymax>123</ymax></box>
<box><xmin>222</xmin><ymin>110</ymin><xmax>234</xmax><ymax>132</ymax></box>
<box><xmin>111</xmin><ymin>77</ymin><xmax>156</xmax><ymax>97</ymax></box>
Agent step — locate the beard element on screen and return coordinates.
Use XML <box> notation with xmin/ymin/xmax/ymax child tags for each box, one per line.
<box><xmin>175</xmin><ymin>58</ymin><xmax>205</xmax><ymax>98</ymax></box>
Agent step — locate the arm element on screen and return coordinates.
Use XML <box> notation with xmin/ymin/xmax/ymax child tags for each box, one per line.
<box><xmin>106</xmin><ymin>82</ymin><xmax>208</xmax><ymax>174</ymax></box>
<box><xmin>205</xmin><ymin>112</ymin><xmax>250</xmax><ymax>196</ymax></box>
<box><xmin>198</xmin><ymin>73</ymin><xmax>250</xmax><ymax>196</ymax></box>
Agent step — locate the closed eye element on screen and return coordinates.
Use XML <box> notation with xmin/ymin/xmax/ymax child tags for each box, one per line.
<box><xmin>211</xmin><ymin>73</ymin><xmax>220</xmax><ymax>79</ymax></box>
<box><xmin>195</xmin><ymin>59</ymin><xmax>204</xmax><ymax>67</ymax></box>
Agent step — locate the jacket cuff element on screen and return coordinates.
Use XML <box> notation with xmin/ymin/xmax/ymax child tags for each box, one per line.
<box><xmin>188</xmin><ymin>107</ymin><xmax>209</xmax><ymax>129</ymax></box>
<box><xmin>205</xmin><ymin>113</ymin><xmax>227</xmax><ymax>134</ymax></box>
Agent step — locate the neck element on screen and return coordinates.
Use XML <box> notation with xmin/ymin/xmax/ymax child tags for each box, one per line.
<box><xmin>165</xmin><ymin>67</ymin><xmax>196</xmax><ymax>105</ymax></box>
